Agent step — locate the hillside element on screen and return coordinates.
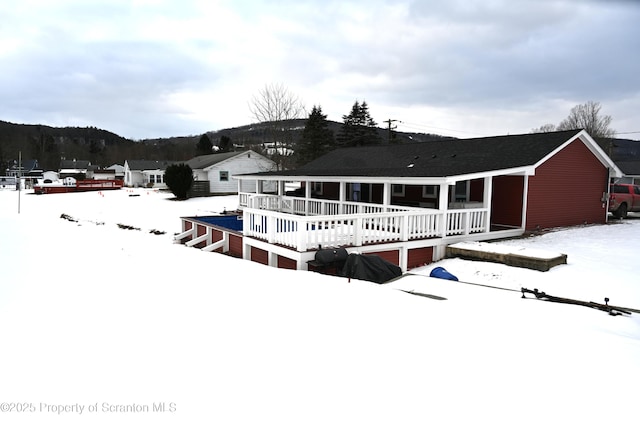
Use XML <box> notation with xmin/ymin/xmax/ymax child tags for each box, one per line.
<box><xmin>2</xmin><ymin>118</ymin><xmax>639</xmax><ymax>173</ymax></box>
<box><xmin>0</xmin><ymin>119</ymin><xmax>448</xmax><ymax>171</ymax></box>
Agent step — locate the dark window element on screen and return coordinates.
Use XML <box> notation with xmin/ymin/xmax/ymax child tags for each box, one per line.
<box><xmin>634</xmin><ymin>186</ymin><xmax>640</xmax><ymax>195</ymax></box>
<box><xmin>613</xmin><ymin>185</ymin><xmax>629</xmax><ymax>194</ymax></box>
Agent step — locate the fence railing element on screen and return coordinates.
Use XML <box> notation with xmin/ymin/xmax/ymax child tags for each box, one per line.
<box><xmin>241</xmin><ymin>195</ymin><xmax>488</xmax><ymax>251</ymax></box>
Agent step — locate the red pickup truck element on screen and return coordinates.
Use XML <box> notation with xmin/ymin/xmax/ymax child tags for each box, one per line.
<box><xmin>609</xmin><ymin>183</ymin><xmax>640</xmax><ymax>218</ymax></box>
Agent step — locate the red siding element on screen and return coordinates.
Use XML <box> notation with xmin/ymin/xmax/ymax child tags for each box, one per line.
<box><xmin>408</xmin><ymin>247</ymin><xmax>433</xmax><ymax>269</ymax></box>
<box><xmin>195</xmin><ymin>224</ymin><xmax>207</xmax><ymax>248</ymax></box>
<box><xmin>469</xmin><ymin>178</ymin><xmax>484</xmax><ymax>202</ymax></box>
<box><xmin>526</xmin><ymin>138</ymin><xmax>608</xmax><ymax>230</ymax></box>
<box><xmin>366</xmin><ymin>250</ymin><xmax>399</xmax><ymax>266</ymax></box>
<box><xmin>210</xmin><ymin>229</ymin><xmax>223</xmax><ymax>253</ymax></box>
<box><xmin>251</xmin><ymin>247</ymin><xmax>269</xmax><ymax>266</ymax></box>
<box><xmin>277</xmin><ymin>255</ymin><xmax>297</xmax><ymax>270</ymax></box>
<box><xmin>228</xmin><ymin>235</ymin><xmax>243</xmax><ymax>257</ymax></box>
<box><xmin>180</xmin><ymin>220</ymin><xmax>194</xmax><ymax>244</ymax></box>
<box><xmin>491</xmin><ymin>176</ymin><xmax>525</xmax><ymax>228</ymax></box>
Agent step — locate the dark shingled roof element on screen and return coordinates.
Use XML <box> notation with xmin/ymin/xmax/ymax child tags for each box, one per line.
<box><xmin>259</xmin><ymin>130</ymin><xmax>583</xmax><ymax>178</ymax></box>
<box><xmin>616</xmin><ymin>161</ymin><xmax>640</xmax><ymax>176</ymax></box>
<box><xmin>126</xmin><ymin>160</ymin><xmax>175</xmax><ymax>170</ymax></box>
<box><xmin>186</xmin><ymin>151</ymin><xmax>247</xmax><ymax>170</ymax></box>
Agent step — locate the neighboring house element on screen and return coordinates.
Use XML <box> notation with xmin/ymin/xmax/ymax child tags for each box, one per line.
<box><xmin>177</xmin><ymin>129</ymin><xmax>622</xmax><ymax>272</ymax></box>
<box><xmin>6</xmin><ymin>159</ymin><xmax>43</xmax><ymax>177</ymax></box>
<box><xmin>59</xmin><ymin>159</ymin><xmax>91</xmax><ymax>179</ymax></box>
<box><xmin>613</xmin><ymin>161</ymin><xmax>640</xmax><ymax>185</ymax></box>
<box><xmin>107</xmin><ymin>164</ymin><xmax>125</xmax><ymax>180</ymax></box>
<box><xmin>93</xmin><ymin>168</ymin><xmax>117</xmax><ymax>180</ymax></box>
<box><xmin>123</xmin><ymin>160</ymin><xmax>174</xmax><ymax>188</ymax></box>
<box><xmin>186</xmin><ymin>150</ymin><xmax>277</xmax><ymax>195</ymax></box>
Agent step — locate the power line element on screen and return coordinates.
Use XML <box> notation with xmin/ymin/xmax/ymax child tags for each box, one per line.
<box><xmin>613</xmin><ymin>130</ymin><xmax>640</xmax><ymax>136</ymax></box>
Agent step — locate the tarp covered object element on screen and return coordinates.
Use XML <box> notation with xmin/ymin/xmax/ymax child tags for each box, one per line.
<box><xmin>315</xmin><ymin>248</ymin><xmax>349</xmax><ymax>265</ymax></box>
<box><xmin>430</xmin><ymin>266</ymin><xmax>459</xmax><ymax>281</ymax></box>
<box><xmin>341</xmin><ymin>253</ymin><xmax>403</xmax><ymax>284</ymax></box>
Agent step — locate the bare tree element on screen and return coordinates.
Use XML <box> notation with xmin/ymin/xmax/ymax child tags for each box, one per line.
<box><xmin>531</xmin><ymin>123</ymin><xmax>557</xmax><ymax>133</ymax></box>
<box><xmin>556</xmin><ymin>101</ymin><xmax>615</xmax><ymax>139</ymax></box>
<box><xmin>249</xmin><ymin>83</ymin><xmax>306</xmax><ymax>170</ymax></box>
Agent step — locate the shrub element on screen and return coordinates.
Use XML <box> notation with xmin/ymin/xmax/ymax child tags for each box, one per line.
<box><xmin>164</xmin><ymin>163</ymin><xmax>194</xmax><ymax>200</ymax></box>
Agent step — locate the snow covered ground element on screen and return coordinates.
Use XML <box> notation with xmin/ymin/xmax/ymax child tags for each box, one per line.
<box><xmin>1</xmin><ymin>188</ymin><xmax>639</xmax><ymax>427</ymax></box>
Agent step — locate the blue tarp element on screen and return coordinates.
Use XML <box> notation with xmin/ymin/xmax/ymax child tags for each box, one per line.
<box><xmin>430</xmin><ymin>267</ymin><xmax>459</xmax><ymax>281</ymax></box>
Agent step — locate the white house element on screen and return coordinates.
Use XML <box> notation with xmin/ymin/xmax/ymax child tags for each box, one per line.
<box><xmin>123</xmin><ymin>160</ymin><xmax>174</xmax><ymax>188</ymax></box>
<box><xmin>186</xmin><ymin>150</ymin><xmax>277</xmax><ymax>195</ymax></box>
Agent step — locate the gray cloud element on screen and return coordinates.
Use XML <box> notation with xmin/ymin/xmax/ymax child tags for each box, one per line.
<box><xmin>0</xmin><ymin>0</ymin><xmax>638</xmax><ymax>139</ymax></box>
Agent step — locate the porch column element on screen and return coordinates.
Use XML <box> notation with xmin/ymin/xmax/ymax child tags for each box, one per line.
<box><xmin>438</xmin><ymin>183</ymin><xmax>450</xmax><ymax>237</ymax></box>
<box><xmin>483</xmin><ymin>176</ymin><xmax>493</xmax><ymax>232</ymax></box>
<box><xmin>383</xmin><ymin>183</ymin><xmax>391</xmax><ymax>209</ymax></box>
<box><xmin>521</xmin><ymin>176</ymin><xmax>530</xmax><ymax>229</ymax></box>
<box><xmin>278</xmin><ymin>180</ymin><xmax>285</xmax><ymax>196</ymax></box>
<box><xmin>305</xmin><ymin>180</ymin><xmax>311</xmax><ymax>215</ymax></box>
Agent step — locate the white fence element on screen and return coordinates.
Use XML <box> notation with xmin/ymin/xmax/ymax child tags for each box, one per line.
<box><xmin>240</xmin><ymin>194</ymin><xmax>488</xmax><ymax>251</ymax></box>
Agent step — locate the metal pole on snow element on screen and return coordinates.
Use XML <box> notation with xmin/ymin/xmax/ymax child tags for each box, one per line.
<box><xmin>18</xmin><ymin>151</ymin><xmax>21</xmax><ymax>214</ymax></box>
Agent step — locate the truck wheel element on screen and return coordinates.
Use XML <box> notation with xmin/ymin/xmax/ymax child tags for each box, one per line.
<box><xmin>614</xmin><ymin>203</ymin><xmax>628</xmax><ymax>219</ymax></box>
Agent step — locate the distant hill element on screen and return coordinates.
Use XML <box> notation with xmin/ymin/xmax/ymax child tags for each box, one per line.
<box><xmin>1</xmin><ymin>118</ymin><xmax>448</xmax><ymax>171</ymax></box>
<box><xmin>4</xmin><ymin>118</ymin><xmax>637</xmax><ymax>173</ymax></box>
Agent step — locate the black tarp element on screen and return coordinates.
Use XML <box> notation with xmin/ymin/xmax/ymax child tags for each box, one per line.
<box><xmin>341</xmin><ymin>253</ymin><xmax>403</xmax><ymax>284</ymax></box>
<box><xmin>315</xmin><ymin>248</ymin><xmax>349</xmax><ymax>265</ymax></box>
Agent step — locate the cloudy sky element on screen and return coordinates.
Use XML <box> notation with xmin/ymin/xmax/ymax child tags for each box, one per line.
<box><xmin>1</xmin><ymin>0</ymin><xmax>639</xmax><ymax>140</ymax></box>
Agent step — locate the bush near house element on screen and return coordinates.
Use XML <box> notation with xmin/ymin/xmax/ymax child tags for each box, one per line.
<box><xmin>165</xmin><ymin>163</ymin><xmax>194</xmax><ymax>200</ymax></box>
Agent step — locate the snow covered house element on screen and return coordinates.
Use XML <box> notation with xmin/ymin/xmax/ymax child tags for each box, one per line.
<box><xmin>59</xmin><ymin>159</ymin><xmax>91</xmax><ymax>179</ymax></box>
<box><xmin>186</xmin><ymin>150</ymin><xmax>277</xmax><ymax>195</ymax></box>
<box><xmin>177</xmin><ymin>130</ymin><xmax>622</xmax><ymax>272</ymax></box>
<box><xmin>123</xmin><ymin>160</ymin><xmax>174</xmax><ymax>188</ymax></box>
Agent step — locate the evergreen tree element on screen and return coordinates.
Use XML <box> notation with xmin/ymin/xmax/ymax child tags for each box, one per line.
<box><xmin>164</xmin><ymin>163</ymin><xmax>194</xmax><ymax>200</ymax></box>
<box><xmin>337</xmin><ymin>100</ymin><xmax>381</xmax><ymax>147</ymax></box>
<box><xmin>195</xmin><ymin>133</ymin><xmax>213</xmax><ymax>156</ymax></box>
<box><xmin>218</xmin><ymin>135</ymin><xmax>232</xmax><ymax>152</ymax></box>
<box><xmin>296</xmin><ymin>105</ymin><xmax>335</xmax><ymax>166</ymax></box>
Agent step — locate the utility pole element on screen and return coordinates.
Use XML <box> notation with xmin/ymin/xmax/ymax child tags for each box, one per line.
<box><xmin>384</xmin><ymin>119</ymin><xmax>399</xmax><ymax>144</ymax></box>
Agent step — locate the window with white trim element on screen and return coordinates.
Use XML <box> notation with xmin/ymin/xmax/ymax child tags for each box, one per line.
<box><xmin>392</xmin><ymin>184</ymin><xmax>405</xmax><ymax>196</ymax></box>
<box><xmin>422</xmin><ymin>185</ymin><xmax>436</xmax><ymax>197</ymax></box>
<box><xmin>219</xmin><ymin>171</ymin><xmax>229</xmax><ymax>182</ymax></box>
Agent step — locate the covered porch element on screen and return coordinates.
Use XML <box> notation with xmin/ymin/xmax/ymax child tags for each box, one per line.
<box><xmin>227</xmin><ymin>172</ymin><xmax>529</xmax><ymax>271</ymax></box>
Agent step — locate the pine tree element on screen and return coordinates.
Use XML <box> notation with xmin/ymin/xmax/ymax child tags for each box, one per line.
<box><xmin>337</xmin><ymin>100</ymin><xmax>381</xmax><ymax>147</ymax></box>
<box><xmin>296</xmin><ymin>106</ymin><xmax>336</xmax><ymax>166</ymax></box>
<box><xmin>195</xmin><ymin>134</ymin><xmax>213</xmax><ymax>156</ymax></box>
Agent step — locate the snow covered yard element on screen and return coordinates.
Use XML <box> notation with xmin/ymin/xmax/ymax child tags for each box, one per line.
<box><xmin>0</xmin><ymin>188</ymin><xmax>639</xmax><ymax>427</ymax></box>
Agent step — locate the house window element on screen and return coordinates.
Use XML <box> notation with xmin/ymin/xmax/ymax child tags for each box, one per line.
<box><xmin>422</xmin><ymin>185</ymin><xmax>436</xmax><ymax>197</ymax></box>
<box><xmin>219</xmin><ymin>171</ymin><xmax>229</xmax><ymax>182</ymax></box>
<box><xmin>392</xmin><ymin>184</ymin><xmax>405</xmax><ymax>196</ymax></box>
<box><xmin>149</xmin><ymin>174</ymin><xmax>155</xmax><ymax>184</ymax></box>
<box><xmin>454</xmin><ymin>181</ymin><xmax>469</xmax><ymax>202</ymax></box>
<box><xmin>157</xmin><ymin>174</ymin><xmax>163</xmax><ymax>184</ymax></box>
<box><xmin>311</xmin><ymin>182</ymin><xmax>323</xmax><ymax>195</ymax></box>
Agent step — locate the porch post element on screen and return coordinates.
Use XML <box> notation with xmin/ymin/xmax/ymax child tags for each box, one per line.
<box><xmin>438</xmin><ymin>183</ymin><xmax>449</xmax><ymax>237</ymax></box>
<box><xmin>339</xmin><ymin>181</ymin><xmax>346</xmax><ymax>214</ymax></box>
<box><xmin>521</xmin><ymin>176</ymin><xmax>530</xmax><ymax>229</ymax></box>
<box><xmin>383</xmin><ymin>182</ymin><xmax>391</xmax><ymax>208</ymax></box>
<box><xmin>305</xmin><ymin>180</ymin><xmax>311</xmax><ymax>215</ymax></box>
<box><xmin>483</xmin><ymin>176</ymin><xmax>493</xmax><ymax>232</ymax></box>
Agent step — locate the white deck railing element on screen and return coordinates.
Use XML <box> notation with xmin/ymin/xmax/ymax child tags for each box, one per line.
<box><xmin>240</xmin><ymin>193</ymin><xmax>488</xmax><ymax>251</ymax></box>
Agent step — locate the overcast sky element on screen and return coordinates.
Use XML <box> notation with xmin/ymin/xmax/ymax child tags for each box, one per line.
<box><xmin>1</xmin><ymin>0</ymin><xmax>639</xmax><ymax>140</ymax></box>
